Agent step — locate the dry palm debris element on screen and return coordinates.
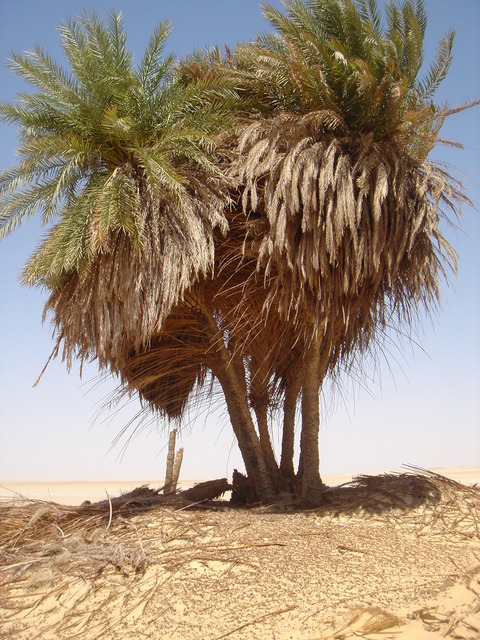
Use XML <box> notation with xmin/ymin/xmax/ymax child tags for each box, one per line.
<box><xmin>1</xmin><ymin>469</ymin><xmax>479</xmax><ymax>640</ymax></box>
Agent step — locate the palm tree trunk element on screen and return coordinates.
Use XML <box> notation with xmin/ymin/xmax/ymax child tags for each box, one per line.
<box><xmin>197</xmin><ymin>307</ymin><xmax>275</xmax><ymax>501</ymax></box>
<box><xmin>215</xmin><ymin>362</ymin><xmax>275</xmax><ymax>501</ymax></box>
<box><xmin>298</xmin><ymin>337</ymin><xmax>323</xmax><ymax>502</ymax></box>
<box><xmin>280</xmin><ymin>367</ymin><xmax>303</xmax><ymax>482</ymax></box>
<box><xmin>252</xmin><ymin>401</ymin><xmax>279</xmax><ymax>481</ymax></box>
<box><xmin>164</xmin><ymin>429</ymin><xmax>177</xmax><ymax>495</ymax></box>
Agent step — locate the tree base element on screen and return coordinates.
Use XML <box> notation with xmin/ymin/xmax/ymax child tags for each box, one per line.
<box><xmin>231</xmin><ymin>470</ymin><xmax>257</xmax><ymax>505</ymax></box>
<box><xmin>231</xmin><ymin>469</ymin><xmax>330</xmax><ymax>506</ymax></box>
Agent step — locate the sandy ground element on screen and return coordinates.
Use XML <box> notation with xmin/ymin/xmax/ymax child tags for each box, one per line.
<box><xmin>1</xmin><ymin>468</ymin><xmax>479</xmax><ymax>640</ymax></box>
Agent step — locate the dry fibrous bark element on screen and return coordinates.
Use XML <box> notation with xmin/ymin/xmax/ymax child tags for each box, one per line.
<box><xmin>182</xmin><ymin>478</ymin><xmax>232</xmax><ymax>502</ymax></box>
<box><xmin>231</xmin><ymin>469</ymin><xmax>257</xmax><ymax>505</ymax></box>
<box><xmin>164</xmin><ymin>430</ymin><xmax>177</xmax><ymax>495</ymax></box>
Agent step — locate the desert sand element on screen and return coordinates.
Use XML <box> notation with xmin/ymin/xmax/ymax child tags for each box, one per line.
<box><xmin>1</xmin><ymin>467</ymin><xmax>479</xmax><ymax>640</ymax></box>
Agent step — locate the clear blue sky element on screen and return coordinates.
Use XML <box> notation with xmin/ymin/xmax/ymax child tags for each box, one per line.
<box><xmin>0</xmin><ymin>1</ymin><xmax>479</xmax><ymax>482</ymax></box>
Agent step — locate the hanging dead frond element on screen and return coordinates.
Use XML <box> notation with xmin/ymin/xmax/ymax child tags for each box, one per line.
<box><xmin>44</xmin><ymin>172</ymin><xmax>229</xmax><ymax>375</ymax></box>
<box><xmin>231</xmin><ymin>112</ymin><xmax>466</xmax><ymax>354</ymax></box>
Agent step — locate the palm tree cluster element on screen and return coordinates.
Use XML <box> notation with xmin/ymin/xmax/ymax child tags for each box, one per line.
<box><xmin>1</xmin><ymin>0</ymin><xmax>474</xmax><ymax>503</ymax></box>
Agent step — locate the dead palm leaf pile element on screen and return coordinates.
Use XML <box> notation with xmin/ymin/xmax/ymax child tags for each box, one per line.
<box><xmin>1</xmin><ymin>470</ymin><xmax>479</xmax><ymax>639</ymax></box>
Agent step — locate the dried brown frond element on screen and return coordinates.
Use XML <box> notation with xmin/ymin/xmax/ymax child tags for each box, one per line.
<box><xmin>44</xmin><ymin>171</ymin><xmax>229</xmax><ymax>375</ymax></box>
<box><xmin>230</xmin><ymin>112</ymin><xmax>467</xmax><ymax>380</ymax></box>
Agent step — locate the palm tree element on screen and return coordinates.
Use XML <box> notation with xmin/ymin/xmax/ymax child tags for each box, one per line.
<box><xmin>0</xmin><ymin>9</ymin><xmax>240</xmax><ymax>357</ymax></box>
<box><xmin>224</xmin><ymin>0</ymin><xmax>473</xmax><ymax>499</ymax></box>
<box><xmin>0</xmin><ymin>10</ymin><xmax>279</xmax><ymax>501</ymax></box>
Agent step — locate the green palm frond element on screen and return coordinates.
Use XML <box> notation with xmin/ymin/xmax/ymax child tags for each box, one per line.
<box><xmin>137</xmin><ymin>22</ymin><xmax>173</xmax><ymax>92</ymax></box>
<box><xmin>255</xmin><ymin>0</ymin><xmax>394</xmax><ymax>129</ymax></box>
<box><xmin>232</xmin><ymin>0</ymin><xmax>458</xmax><ymax>159</ymax></box>
<box><xmin>6</xmin><ymin>46</ymin><xmax>79</xmax><ymax>106</ymax></box>
<box><xmin>1</xmin><ymin>11</ymin><xmax>237</xmax><ymax>287</ymax></box>
<box><xmin>58</xmin><ymin>11</ymin><xmax>134</xmax><ymax>96</ymax></box>
<box><xmin>133</xmin><ymin>145</ymin><xmax>185</xmax><ymax>201</ymax></box>
<box><xmin>23</xmin><ymin>174</ymin><xmax>106</xmax><ymax>287</ymax></box>
<box><xmin>418</xmin><ymin>29</ymin><xmax>454</xmax><ymax>101</ymax></box>
<box><xmin>96</xmin><ymin>167</ymin><xmax>142</xmax><ymax>242</ymax></box>
<box><xmin>357</xmin><ymin>0</ymin><xmax>382</xmax><ymax>31</ymax></box>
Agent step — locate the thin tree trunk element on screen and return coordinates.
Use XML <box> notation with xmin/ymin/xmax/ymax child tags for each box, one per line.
<box><xmin>164</xmin><ymin>429</ymin><xmax>177</xmax><ymax>494</ymax></box>
<box><xmin>248</xmin><ymin>353</ymin><xmax>279</xmax><ymax>485</ymax></box>
<box><xmin>280</xmin><ymin>366</ymin><xmax>303</xmax><ymax>482</ymax></box>
<box><xmin>216</xmin><ymin>365</ymin><xmax>275</xmax><ymax>501</ymax></box>
<box><xmin>298</xmin><ymin>338</ymin><xmax>323</xmax><ymax>502</ymax></box>
<box><xmin>253</xmin><ymin>401</ymin><xmax>279</xmax><ymax>481</ymax></box>
<box><xmin>171</xmin><ymin>447</ymin><xmax>184</xmax><ymax>493</ymax></box>
<box><xmin>197</xmin><ymin>307</ymin><xmax>275</xmax><ymax>501</ymax></box>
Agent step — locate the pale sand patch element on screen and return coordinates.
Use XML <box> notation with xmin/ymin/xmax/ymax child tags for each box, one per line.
<box><xmin>1</xmin><ymin>470</ymin><xmax>479</xmax><ymax>640</ymax></box>
<box><xmin>0</xmin><ymin>479</ymin><xmax>201</xmax><ymax>505</ymax></box>
<box><xmin>430</xmin><ymin>466</ymin><xmax>480</xmax><ymax>486</ymax></box>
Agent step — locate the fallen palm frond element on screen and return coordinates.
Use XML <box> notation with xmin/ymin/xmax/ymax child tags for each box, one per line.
<box><xmin>316</xmin><ymin>468</ymin><xmax>480</xmax><ymax>539</ymax></box>
<box><xmin>0</xmin><ymin>485</ymin><xmax>231</xmax><ymax>639</ymax></box>
<box><xmin>319</xmin><ymin>469</ymin><xmax>444</xmax><ymax>514</ymax></box>
<box><xmin>322</xmin><ymin>605</ymin><xmax>403</xmax><ymax>639</ymax></box>
<box><xmin>0</xmin><ymin>481</ymin><xmax>233</xmax><ymax>553</ymax></box>
<box><xmin>1</xmin><ymin>470</ymin><xmax>478</xmax><ymax>555</ymax></box>
<box><xmin>401</xmin><ymin>466</ymin><xmax>480</xmax><ymax>541</ymax></box>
